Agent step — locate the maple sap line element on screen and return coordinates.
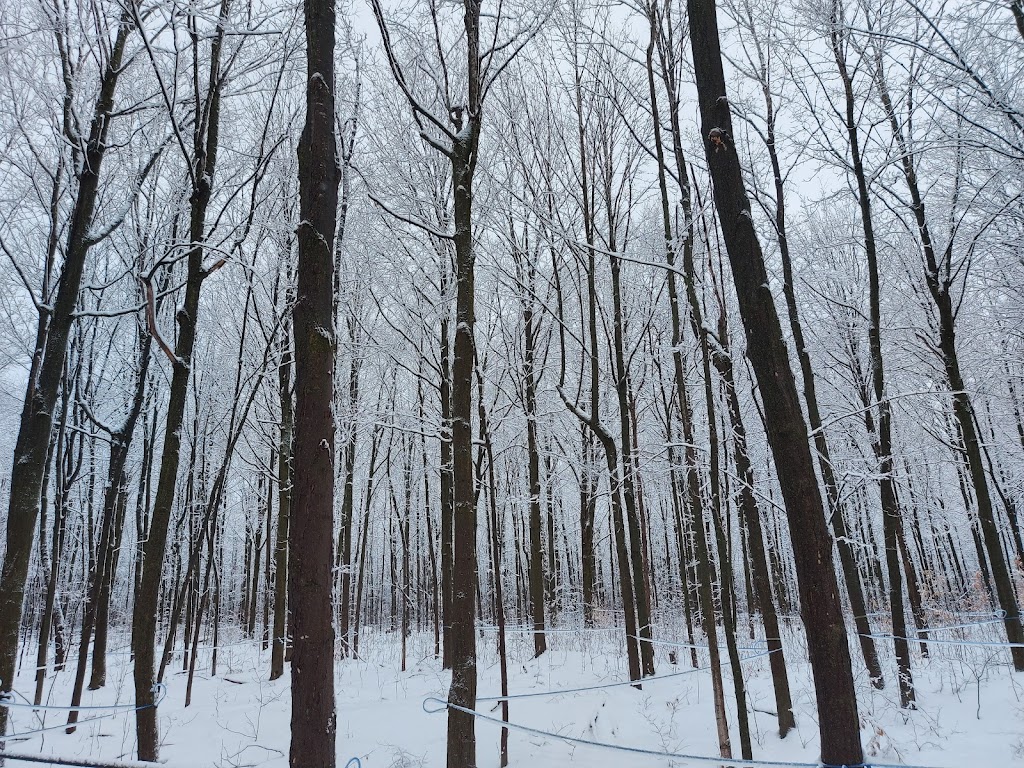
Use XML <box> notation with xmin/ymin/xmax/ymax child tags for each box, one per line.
<box><xmin>475</xmin><ymin>648</ymin><xmax>779</xmax><ymax>702</ymax></box>
<box><xmin>0</xmin><ymin>683</ymin><xmax>167</xmax><ymax>714</ymax></box>
<box><xmin>0</xmin><ymin>751</ymin><xmax>170</xmax><ymax>768</ymax></box>
<box><xmin>0</xmin><ymin>683</ymin><xmax>166</xmax><ymax>740</ymax></box>
<box><xmin>422</xmin><ymin>696</ymin><xmax>940</xmax><ymax>768</ymax></box>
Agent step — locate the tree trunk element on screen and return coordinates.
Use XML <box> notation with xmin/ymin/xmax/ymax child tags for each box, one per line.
<box><xmin>337</xmin><ymin>314</ymin><xmax>361</xmax><ymax>658</ymax></box>
<box><xmin>609</xmin><ymin>248</ymin><xmax>655</xmax><ymax>678</ymax></box>
<box><xmin>34</xmin><ymin>412</ymin><xmax>66</xmax><ymax>706</ymax></box>
<box><xmin>132</xmin><ymin>0</ymin><xmax>231</xmax><ymax>754</ymax></box>
<box><xmin>524</xmin><ymin>296</ymin><xmax>547</xmax><ymax>657</ymax></box>
<box><xmin>477</xmin><ymin>361</ymin><xmax>510</xmax><ymax>767</ymax></box>
<box><xmin>715</xmin><ymin>325</ymin><xmax>795</xmax><ymax>735</ymax></box>
<box><xmin>580</xmin><ymin>427</ymin><xmax>598</xmax><ymax>626</ymax></box>
<box><xmin>446</xmin><ymin>24</ymin><xmax>482</xmax><ymax>760</ymax></box>
<box><xmin>289</xmin><ymin>0</ymin><xmax>340</xmax><ymax>761</ymax></box>
<box><xmin>686</xmin><ymin>2</ymin><xmax>864</xmax><ymax>763</ymax></box>
<box><xmin>271</xmin><ymin>308</ymin><xmax>293</xmax><ymax>681</ymax></box>
<box><xmin>440</xmin><ymin>263</ymin><xmax>455</xmax><ymax>670</ymax></box>
<box><xmin>755</xmin><ymin>25</ymin><xmax>883</xmax><ymax>687</ymax></box>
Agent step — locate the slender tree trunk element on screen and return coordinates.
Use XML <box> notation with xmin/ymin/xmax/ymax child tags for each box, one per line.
<box><xmin>399</xmin><ymin>438</ymin><xmax>413</xmax><ymax>671</ymax></box>
<box><xmin>186</xmin><ymin>517</ymin><xmax>218</xmax><ymax>707</ymax></box>
<box><xmin>248</xmin><ymin>480</ymin><xmax>266</xmax><ymax>638</ymax></box>
<box><xmin>271</xmin><ymin>310</ymin><xmax>293</xmax><ymax>681</ymax></box>
<box><xmin>665</xmin><ymin>440</ymin><xmax>698</xmax><ymax>669</ymax></box>
<box><xmin>832</xmin><ymin>7</ymin><xmax>915</xmax><ymax>706</ymax></box>
<box><xmin>716</xmin><ymin>325</ymin><xmax>795</xmax><ymax>735</ymax></box>
<box><xmin>544</xmin><ymin>451</ymin><xmax>560</xmax><ymax>618</ymax></box>
<box><xmin>440</xmin><ymin>264</ymin><xmax>455</xmax><ymax>670</ymax></box>
<box><xmin>608</xmin><ymin>249</ymin><xmax>655</xmax><ymax>678</ymax></box>
<box><xmin>354</xmin><ymin>426</ymin><xmax>393</xmax><ymax>658</ymax></box>
<box><xmin>68</xmin><ymin>448</ymin><xmax>129</xmax><ymax>728</ymax></box>
<box><xmin>82</xmin><ymin>329</ymin><xmax>153</xmax><ymax>697</ymax></box>
<box><xmin>682</xmin><ymin>184</ymin><xmax>742</xmax><ymax>758</ymax></box>
<box><xmin>34</xmin><ymin>411</ymin><xmax>67</xmax><ymax>706</ymax></box>
<box><xmin>476</xmin><ymin>361</ymin><xmax>510</xmax><ymax>767</ymax></box>
<box><xmin>132</xmin><ymin>0</ymin><xmax>231</xmax><ymax>754</ymax></box>
<box><xmin>337</xmin><ymin>315</ymin><xmax>361</xmax><ymax>658</ymax></box>
<box><xmin>91</xmin><ymin>471</ymin><xmax>129</xmax><ymax>689</ymax></box>
<box><xmin>580</xmin><ymin>427</ymin><xmax>597</xmax><ymax>626</ymax></box>
<box><xmin>523</xmin><ymin>294</ymin><xmax>547</xmax><ymax>657</ymax></box>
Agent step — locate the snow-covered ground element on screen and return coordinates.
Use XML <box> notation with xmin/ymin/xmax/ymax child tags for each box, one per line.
<box><xmin>4</xmin><ymin>620</ymin><xmax>1023</xmax><ymax>767</ymax></box>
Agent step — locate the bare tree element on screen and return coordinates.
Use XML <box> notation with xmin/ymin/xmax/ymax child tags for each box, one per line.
<box><xmin>686</xmin><ymin>0</ymin><xmax>864</xmax><ymax>764</ymax></box>
<box><xmin>0</xmin><ymin>2</ymin><xmax>138</xmax><ymax>740</ymax></box>
<box><xmin>370</xmin><ymin>1</ymin><xmax>543</xmax><ymax>762</ymax></box>
<box><xmin>289</xmin><ymin>0</ymin><xmax>341</xmax><ymax>762</ymax></box>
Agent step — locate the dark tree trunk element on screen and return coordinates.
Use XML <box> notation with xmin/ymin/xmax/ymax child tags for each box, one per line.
<box><xmin>418</xmin><ymin>376</ymin><xmax>442</xmax><ymax>658</ymax></box>
<box><xmin>686</xmin><ymin>2</ymin><xmax>864</xmax><ymax>763</ymax></box>
<box><xmin>290</xmin><ymin>0</ymin><xmax>340</xmax><ymax>761</ymax></box>
<box><xmin>248</xmin><ymin>479</ymin><xmax>265</xmax><ymax>638</ymax></box>
<box><xmin>684</xmin><ymin>181</ymin><xmax>743</xmax><ymax>758</ymax></box>
<box><xmin>446</xmin><ymin>20</ymin><xmax>482</xmax><ymax>760</ymax></box>
<box><xmin>544</xmin><ymin>451</ymin><xmax>560</xmax><ymax>617</ymax></box>
<box><xmin>337</xmin><ymin>314</ymin><xmax>361</xmax><ymax>658</ymax></box>
<box><xmin>523</xmin><ymin>296</ymin><xmax>547</xmax><ymax>657</ymax></box>
<box><xmin>715</xmin><ymin>324</ymin><xmax>796</xmax><ymax>735</ymax></box>
<box><xmin>72</xmin><ymin>326</ymin><xmax>154</xmax><ymax>707</ymax></box>
<box><xmin>354</xmin><ymin>428</ymin><xmax>392</xmax><ymax>658</ymax></box>
<box><xmin>35</xmin><ymin>399</ymin><xmax>70</xmax><ymax>705</ymax></box>
<box><xmin>477</xmin><ymin>361</ymin><xmax>510</xmax><ymax>767</ymax></box>
<box><xmin>271</xmin><ymin>307</ymin><xmax>293</xmax><ymax>681</ymax></box>
<box><xmin>579</xmin><ymin>427</ymin><xmax>598</xmax><ymax>626</ymax></box>
<box><xmin>440</xmin><ymin>263</ymin><xmax>455</xmax><ymax>670</ymax></box>
<box><xmin>608</xmin><ymin>248</ymin><xmax>655</xmax><ymax>678</ymax></box>
<box><xmin>70</xmin><ymin>420</ymin><xmax>144</xmax><ymax>725</ymax></box>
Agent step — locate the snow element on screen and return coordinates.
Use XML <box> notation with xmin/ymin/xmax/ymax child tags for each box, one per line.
<box><xmin>5</xmin><ymin>622</ymin><xmax>1024</xmax><ymax>767</ymax></box>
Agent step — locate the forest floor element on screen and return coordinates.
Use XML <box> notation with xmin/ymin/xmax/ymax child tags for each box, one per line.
<box><xmin>3</xmin><ymin>618</ymin><xmax>1023</xmax><ymax>767</ymax></box>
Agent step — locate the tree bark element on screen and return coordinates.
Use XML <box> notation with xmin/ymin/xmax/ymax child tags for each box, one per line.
<box><xmin>271</xmin><ymin>300</ymin><xmax>293</xmax><ymax>681</ymax></box>
<box><xmin>289</xmin><ymin>0</ymin><xmax>340</xmax><ymax>761</ymax></box>
<box><xmin>523</xmin><ymin>288</ymin><xmax>547</xmax><ymax>657</ymax></box>
<box><xmin>686</xmin><ymin>2</ymin><xmax>864</xmax><ymax>763</ymax></box>
<box><xmin>446</xmin><ymin>9</ymin><xmax>482</xmax><ymax>758</ymax></box>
